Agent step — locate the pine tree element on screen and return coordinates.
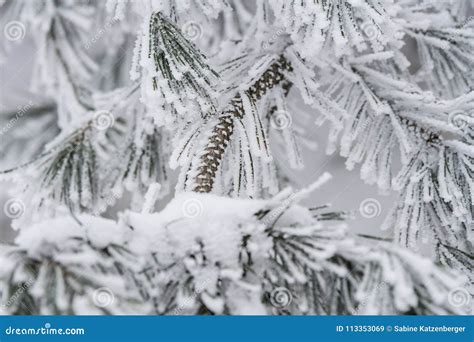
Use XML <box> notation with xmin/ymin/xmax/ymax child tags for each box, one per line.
<box><xmin>0</xmin><ymin>0</ymin><xmax>472</xmax><ymax>315</ymax></box>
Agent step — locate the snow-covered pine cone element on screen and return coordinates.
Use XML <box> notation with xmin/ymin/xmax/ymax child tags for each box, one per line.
<box><xmin>194</xmin><ymin>56</ymin><xmax>293</xmax><ymax>193</ymax></box>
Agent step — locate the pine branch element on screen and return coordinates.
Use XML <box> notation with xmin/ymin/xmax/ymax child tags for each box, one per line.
<box><xmin>0</xmin><ymin>215</ymin><xmax>143</xmax><ymax>314</ymax></box>
<box><xmin>2</xmin><ymin>0</ymin><xmax>472</xmax><ymax>317</ymax></box>
<box><xmin>119</xmin><ymin>188</ymin><xmax>464</xmax><ymax>315</ymax></box>
<box><xmin>267</xmin><ymin>0</ymin><xmax>394</xmax><ymax>57</ymax></box>
<box><xmin>145</xmin><ymin>12</ymin><xmax>219</xmax><ymax>125</ymax></box>
<box><xmin>350</xmin><ymin>65</ymin><xmax>444</xmax><ymax>146</ymax></box>
<box><xmin>405</xmin><ymin>25</ymin><xmax>474</xmax><ymax>98</ymax></box>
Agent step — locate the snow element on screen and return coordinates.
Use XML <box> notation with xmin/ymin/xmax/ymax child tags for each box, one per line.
<box><xmin>124</xmin><ymin>192</ymin><xmax>272</xmax><ymax>264</ymax></box>
<box><xmin>0</xmin><ymin>0</ymin><xmax>471</xmax><ymax>316</ymax></box>
<box><xmin>15</xmin><ymin>214</ymin><xmax>125</xmax><ymax>258</ymax></box>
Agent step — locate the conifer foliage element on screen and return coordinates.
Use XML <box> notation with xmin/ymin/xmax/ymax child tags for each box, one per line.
<box><xmin>0</xmin><ymin>0</ymin><xmax>472</xmax><ymax>315</ymax></box>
